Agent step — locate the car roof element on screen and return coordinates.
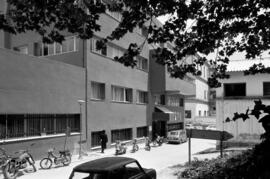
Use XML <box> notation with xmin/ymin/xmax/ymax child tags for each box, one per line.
<box><xmin>73</xmin><ymin>157</ymin><xmax>137</xmax><ymax>173</ymax></box>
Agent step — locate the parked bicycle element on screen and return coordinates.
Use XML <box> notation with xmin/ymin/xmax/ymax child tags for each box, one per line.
<box><xmin>130</xmin><ymin>139</ymin><xmax>139</xmax><ymax>153</ymax></box>
<box><xmin>152</xmin><ymin>136</ymin><xmax>164</xmax><ymax>146</ymax></box>
<box><xmin>115</xmin><ymin>140</ymin><xmax>127</xmax><ymax>155</ymax></box>
<box><xmin>40</xmin><ymin>148</ymin><xmax>71</xmax><ymax>169</ymax></box>
<box><xmin>144</xmin><ymin>137</ymin><xmax>151</xmax><ymax>151</ymax></box>
<box><xmin>2</xmin><ymin>143</ymin><xmax>36</xmax><ymax>179</ymax></box>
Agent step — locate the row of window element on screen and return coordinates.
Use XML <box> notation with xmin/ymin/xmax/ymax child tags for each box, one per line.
<box><xmin>0</xmin><ymin>114</ymin><xmax>80</xmax><ymax>140</ymax></box>
<box><xmin>154</xmin><ymin>94</ymin><xmax>184</xmax><ymax>107</ymax></box>
<box><xmin>91</xmin><ymin>81</ymin><xmax>148</xmax><ymax>104</ymax></box>
<box><xmin>91</xmin><ymin>38</ymin><xmax>149</xmax><ymax>71</ymax></box>
<box><xmin>91</xmin><ymin>126</ymin><xmax>148</xmax><ymax>147</ymax></box>
<box><xmin>224</xmin><ymin>82</ymin><xmax>270</xmax><ymax>97</ymax></box>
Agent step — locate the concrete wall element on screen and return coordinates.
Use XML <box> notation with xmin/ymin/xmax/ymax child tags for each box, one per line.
<box><xmin>0</xmin><ymin>48</ymin><xmax>85</xmax><ymax>155</ymax></box>
<box><xmin>216</xmin><ymin>71</ymin><xmax>270</xmax><ymax>140</ymax></box>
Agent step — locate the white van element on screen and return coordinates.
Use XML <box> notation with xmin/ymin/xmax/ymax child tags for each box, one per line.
<box><xmin>167</xmin><ymin>129</ymin><xmax>187</xmax><ymax>144</ymax></box>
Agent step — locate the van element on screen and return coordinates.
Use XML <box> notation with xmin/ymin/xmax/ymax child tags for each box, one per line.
<box><xmin>167</xmin><ymin>130</ymin><xmax>187</xmax><ymax>144</ymax></box>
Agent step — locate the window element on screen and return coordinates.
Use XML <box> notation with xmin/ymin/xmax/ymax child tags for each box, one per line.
<box><xmin>198</xmin><ymin>110</ymin><xmax>201</xmax><ymax>116</ymax></box>
<box><xmin>14</xmin><ymin>45</ymin><xmax>28</xmax><ymax>54</ymax></box>
<box><xmin>108</xmin><ymin>45</ymin><xmax>124</xmax><ymax>59</ymax></box>
<box><xmin>154</xmin><ymin>94</ymin><xmax>161</xmax><ymax>105</ymax></box>
<box><xmin>180</xmin><ymin>98</ymin><xmax>184</xmax><ymax>107</ymax></box>
<box><xmin>170</xmin><ymin>112</ymin><xmax>182</xmax><ymax>121</ymax></box>
<box><xmin>0</xmin><ymin>114</ymin><xmax>80</xmax><ymax>140</ymax></box>
<box><xmin>167</xmin><ymin>95</ymin><xmax>180</xmax><ymax>106</ymax></box>
<box><xmin>91</xmin><ymin>38</ymin><xmax>107</xmax><ymax>56</ymax></box>
<box><xmin>111</xmin><ymin>86</ymin><xmax>132</xmax><ymax>103</ymax></box>
<box><xmin>91</xmin><ymin>82</ymin><xmax>105</xmax><ymax>100</ymax></box>
<box><xmin>136</xmin><ymin>91</ymin><xmax>148</xmax><ymax>104</ymax></box>
<box><xmin>204</xmin><ymin>111</ymin><xmax>207</xmax><ymax>116</ymax></box>
<box><xmin>36</xmin><ymin>36</ymin><xmax>78</xmax><ymax>56</ymax></box>
<box><xmin>111</xmin><ymin>128</ymin><xmax>132</xmax><ymax>143</ymax></box>
<box><xmin>136</xmin><ymin>56</ymin><xmax>148</xmax><ymax>71</ymax></box>
<box><xmin>137</xmin><ymin>126</ymin><xmax>148</xmax><ymax>138</ymax></box>
<box><xmin>185</xmin><ymin>110</ymin><xmax>192</xmax><ymax>118</ymax></box>
<box><xmin>91</xmin><ymin>131</ymin><xmax>103</xmax><ymax>147</ymax></box>
<box><xmin>167</xmin><ymin>123</ymin><xmax>183</xmax><ymax>131</ymax></box>
<box><xmin>224</xmin><ymin>83</ymin><xmax>246</xmax><ymax>97</ymax></box>
<box><xmin>263</xmin><ymin>82</ymin><xmax>270</xmax><ymax>96</ymax></box>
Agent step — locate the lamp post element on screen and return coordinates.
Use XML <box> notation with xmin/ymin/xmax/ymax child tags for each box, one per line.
<box><xmin>78</xmin><ymin>99</ymin><xmax>85</xmax><ymax>159</ymax></box>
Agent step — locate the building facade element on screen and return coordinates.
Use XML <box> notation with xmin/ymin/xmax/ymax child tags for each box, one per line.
<box><xmin>0</xmin><ymin>4</ymin><xmax>195</xmax><ymax>158</ymax></box>
<box><xmin>184</xmin><ymin>55</ymin><xmax>211</xmax><ymax>122</ymax></box>
<box><xmin>216</xmin><ymin>59</ymin><xmax>270</xmax><ymax>141</ymax></box>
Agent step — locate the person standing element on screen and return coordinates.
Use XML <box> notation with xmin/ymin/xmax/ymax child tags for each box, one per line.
<box><xmin>100</xmin><ymin>130</ymin><xmax>108</xmax><ymax>153</ymax></box>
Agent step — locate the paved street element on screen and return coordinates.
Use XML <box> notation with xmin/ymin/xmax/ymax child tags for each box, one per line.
<box><xmin>0</xmin><ymin>139</ymin><xmax>218</xmax><ymax>179</ymax></box>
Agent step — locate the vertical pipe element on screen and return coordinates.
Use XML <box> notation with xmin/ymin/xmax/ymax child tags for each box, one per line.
<box><xmin>188</xmin><ymin>137</ymin><xmax>191</xmax><ymax>165</ymax></box>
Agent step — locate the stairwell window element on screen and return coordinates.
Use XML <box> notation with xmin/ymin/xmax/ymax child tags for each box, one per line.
<box><xmin>91</xmin><ymin>82</ymin><xmax>105</xmax><ymax>100</ymax></box>
<box><xmin>111</xmin><ymin>85</ymin><xmax>132</xmax><ymax>103</ymax></box>
<box><xmin>136</xmin><ymin>90</ymin><xmax>148</xmax><ymax>104</ymax></box>
<box><xmin>136</xmin><ymin>56</ymin><xmax>148</xmax><ymax>71</ymax></box>
<box><xmin>91</xmin><ymin>38</ymin><xmax>107</xmax><ymax>56</ymax></box>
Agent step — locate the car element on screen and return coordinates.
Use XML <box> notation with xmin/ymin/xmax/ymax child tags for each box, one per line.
<box><xmin>69</xmin><ymin>157</ymin><xmax>156</xmax><ymax>179</ymax></box>
<box><xmin>167</xmin><ymin>130</ymin><xmax>187</xmax><ymax>144</ymax></box>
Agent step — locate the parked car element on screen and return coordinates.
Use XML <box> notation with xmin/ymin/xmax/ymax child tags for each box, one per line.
<box><xmin>167</xmin><ymin>130</ymin><xmax>187</xmax><ymax>144</ymax></box>
<box><xmin>69</xmin><ymin>157</ymin><xmax>156</xmax><ymax>179</ymax></box>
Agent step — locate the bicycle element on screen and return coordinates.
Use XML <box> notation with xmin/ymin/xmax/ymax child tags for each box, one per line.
<box><xmin>40</xmin><ymin>148</ymin><xmax>71</xmax><ymax>169</ymax></box>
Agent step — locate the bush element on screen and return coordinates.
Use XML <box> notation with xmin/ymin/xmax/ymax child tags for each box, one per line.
<box><xmin>180</xmin><ymin>141</ymin><xmax>270</xmax><ymax>179</ymax></box>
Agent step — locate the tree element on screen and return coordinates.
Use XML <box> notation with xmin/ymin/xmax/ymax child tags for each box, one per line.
<box><xmin>1</xmin><ymin>0</ymin><xmax>270</xmax><ymax>87</ymax></box>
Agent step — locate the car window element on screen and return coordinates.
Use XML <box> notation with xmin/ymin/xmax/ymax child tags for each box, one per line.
<box><xmin>123</xmin><ymin>162</ymin><xmax>143</xmax><ymax>179</ymax></box>
<box><xmin>72</xmin><ymin>172</ymin><xmax>107</xmax><ymax>179</ymax></box>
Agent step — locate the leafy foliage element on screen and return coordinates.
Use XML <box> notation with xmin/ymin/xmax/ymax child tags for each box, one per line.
<box><xmin>180</xmin><ymin>145</ymin><xmax>270</xmax><ymax>179</ymax></box>
<box><xmin>1</xmin><ymin>0</ymin><xmax>270</xmax><ymax>87</ymax></box>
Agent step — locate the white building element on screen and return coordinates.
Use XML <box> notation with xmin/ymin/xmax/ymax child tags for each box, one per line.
<box><xmin>216</xmin><ymin>59</ymin><xmax>270</xmax><ymax>141</ymax></box>
<box><xmin>184</xmin><ymin>55</ymin><xmax>211</xmax><ymax>121</ymax></box>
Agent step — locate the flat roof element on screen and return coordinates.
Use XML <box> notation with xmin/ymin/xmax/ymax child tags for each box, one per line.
<box><xmin>226</xmin><ymin>58</ymin><xmax>270</xmax><ymax>72</ymax></box>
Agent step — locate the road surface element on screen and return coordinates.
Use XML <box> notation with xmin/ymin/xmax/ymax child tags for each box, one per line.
<box><xmin>1</xmin><ymin>139</ymin><xmax>218</xmax><ymax>179</ymax></box>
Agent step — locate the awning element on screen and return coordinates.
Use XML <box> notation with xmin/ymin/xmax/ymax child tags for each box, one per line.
<box><xmin>155</xmin><ymin>106</ymin><xmax>174</xmax><ymax>114</ymax></box>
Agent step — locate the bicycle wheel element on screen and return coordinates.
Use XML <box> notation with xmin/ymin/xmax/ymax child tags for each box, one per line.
<box><xmin>40</xmin><ymin>158</ymin><xmax>52</xmax><ymax>169</ymax></box>
<box><xmin>2</xmin><ymin>161</ymin><xmax>18</xmax><ymax>179</ymax></box>
<box><xmin>62</xmin><ymin>155</ymin><xmax>71</xmax><ymax>166</ymax></box>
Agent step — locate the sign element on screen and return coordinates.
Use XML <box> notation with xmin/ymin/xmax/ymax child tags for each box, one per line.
<box><xmin>186</xmin><ymin>129</ymin><xmax>233</xmax><ymax>141</ymax></box>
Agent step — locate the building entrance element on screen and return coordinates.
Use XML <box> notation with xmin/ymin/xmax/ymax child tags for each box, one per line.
<box><xmin>152</xmin><ymin>120</ymin><xmax>167</xmax><ymax>138</ymax></box>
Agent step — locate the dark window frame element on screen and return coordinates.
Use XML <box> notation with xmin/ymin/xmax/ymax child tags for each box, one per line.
<box><xmin>224</xmin><ymin>83</ymin><xmax>246</xmax><ymax>97</ymax></box>
<box><xmin>263</xmin><ymin>82</ymin><xmax>270</xmax><ymax>96</ymax></box>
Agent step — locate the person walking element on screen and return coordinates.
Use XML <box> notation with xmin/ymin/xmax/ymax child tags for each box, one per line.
<box><xmin>100</xmin><ymin>130</ymin><xmax>108</xmax><ymax>153</ymax></box>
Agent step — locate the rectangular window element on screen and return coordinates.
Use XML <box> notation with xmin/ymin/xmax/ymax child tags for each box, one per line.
<box><xmin>185</xmin><ymin>110</ymin><xmax>192</xmax><ymax>118</ymax></box>
<box><xmin>37</xmin><ymin>36</ymin><xmax>77</xmax><ymax>56</ymax></box>
<box><xmin>180</xmin><ymin>98</ymin><xmax>184</xmax><ymax>107</ymax></box>
<box><xmin>167</xmin><ymin>123</ymin><xmax>183</xmax><ymax>131</ymax></box>
<box><xmin>111</xmin><ymin>128</ymin><xmax>132</xmax><ymax>143</ymax></box>
<box><xmin>136</xmin><ymin>56</ymin><xmax>148</xmax><ymax>71</ymax></box>
<box><xmin>167</xmin><ymin>95</ymin><xmax>180</xmax><ymax>106</ymax></box>
<box><xmin>224</xmin><ymin>83</ymin><xmax>246</xmax><ymax>97</ymax></box>
<box><xmin>198</xmin><ymin>110</ymin><xmax>201</xmax><ymax>116</ymax></box>
<box><xmin>91</xmin><ymin>131</ymin><xmax>103</xmax><ymax>147</ymax></box>
<box><xmin>109</xmin><ymin>45</ymin><xmax>124</xmax><ymax>59</ymax></box>
<box><xmin>137</xmin><ymin>126</ymin><xmax>148</xmax><ymax>138</ymax></box>
<box><xmin>263</xmin><ymin>82</ymin><xmax>270</xmax><ymax>96</ymax></box>
<box><xmin>91</xmin><ymin>82</ymin><xmax>105</xmax><ymax>100</ymax></box>
<box><xmin>91</xmin><ymin>38</ymin><xmax>107</xmax><ymax>56</ymax></box>
<box><xmin>0</xmin><ymin>114</ymin><xmax>80</xmax><ymax>140</ymax></box>
<box><xmin>111</xmin><ymin>85</ymin><xmax>132</xmax><ymax>103</ymax></box>
<box><xmin>136</xmin><ymin>91</ymin><xmax>148</xmax><ymax>104</ymax></box>
<box><xmin>154</xmin><ymin>94</ymin><xmax>161</xmax><ymax>105</ymax></box>
<box><xmin>14</xmin><ymin>45</ymin><xmax>29</xmax><ymax>54</ymax></box>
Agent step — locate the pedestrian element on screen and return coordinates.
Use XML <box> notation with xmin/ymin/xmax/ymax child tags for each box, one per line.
<box><xmin>100</xmin><ymin>130</ymin><xmax>108</xmax><ymax>153</ymax></box>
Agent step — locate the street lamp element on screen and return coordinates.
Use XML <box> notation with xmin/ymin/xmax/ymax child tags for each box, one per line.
<box><xmin>78</xmin><ymin>99</ymin><xmax>85</xmax><ymax>159</ymax></box>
